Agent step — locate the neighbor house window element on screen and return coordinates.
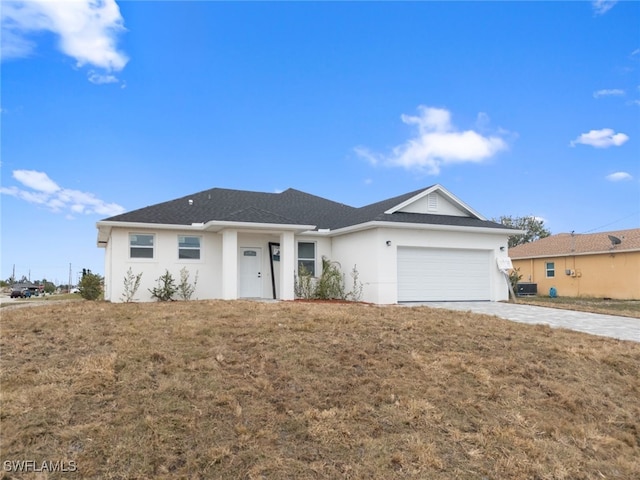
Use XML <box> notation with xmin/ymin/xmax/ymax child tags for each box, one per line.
<box><xmin>546</xmin><ymin>262</ymin><xmax>555</xmax><ymax>278</ymax></box>
<box><xmin>298</xmin><ymin>242</ymin><xmax>316</xmax><ymax>276</ymax></box>
<box><xmin>178</xmin><ymin>235</ymin><xmax>201</xmax><ymax>259</ymax></box>
<box><xmin>130</xmin><ymin>234</ymin><xmax>154</xmax><ymax>258</ymax></box>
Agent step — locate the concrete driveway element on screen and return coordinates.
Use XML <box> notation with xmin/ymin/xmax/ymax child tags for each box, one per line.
<box><xmin>404</xmin><ymin>301</ymin><xmax>640</xmax><ymax>342</ymax></box>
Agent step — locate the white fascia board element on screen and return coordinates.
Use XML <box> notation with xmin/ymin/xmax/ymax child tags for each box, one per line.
<box><xmin>328</xmin><ymin>220</ymin><xmax>523</xmax><ymax>237</ymax></box>
<box><xmin>203</xmin><ymin>220</ymin><xmax>316</xmax><ymax>234</ymax></box>
<box><xmin>302</xmin><ymin>229</ymin><xmax>333</xmax><ymax>236</ymax></box>
<box><xmin>384</xmin><ymin>184</ymin><xmax>487</xmax><ymax>220</ymax></box>
<box><xmin>96</xmin><ymin>219</ymin><xmax>317</xmax><ymax>235</ymax></box>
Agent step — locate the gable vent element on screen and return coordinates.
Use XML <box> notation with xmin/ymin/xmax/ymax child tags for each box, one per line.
<box><xmin>427</xmin><ymin>193</ymin><xmax>438</xmax><ymax>212</ymax></box>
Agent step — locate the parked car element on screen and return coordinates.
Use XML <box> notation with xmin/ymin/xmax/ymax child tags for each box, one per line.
<box><xmin>10</xmin><ymin>289</ymin><xmax>31</xmax><ymax>298</ymax></box>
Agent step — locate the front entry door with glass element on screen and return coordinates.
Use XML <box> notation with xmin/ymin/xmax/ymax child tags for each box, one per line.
<box><xmin>239</xmin><ymin>247</ymin><xmax>262</xmax><ymax>298</ymax></box>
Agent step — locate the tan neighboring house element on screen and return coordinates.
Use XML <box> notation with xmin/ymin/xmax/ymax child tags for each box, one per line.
<box><xmin>508</xmin><ymin>228</ymin><xmax>640</xmax><ymax>300</ymax></box>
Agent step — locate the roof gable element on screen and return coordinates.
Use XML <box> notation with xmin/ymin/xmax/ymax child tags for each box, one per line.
<box><xmin>384</xmin><ymin>184</ymin><xmax>485</xmax><ymax>219</ymax></box>
<box><xmin>509</xmin><ymin>228</ymin><xmax>640</xmax><ymax>258</ymax></box>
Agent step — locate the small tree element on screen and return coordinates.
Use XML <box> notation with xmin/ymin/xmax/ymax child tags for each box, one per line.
<box><xmin>509</xmin><ymin>267</ymin><xmax>523</xmax><ymax>292</ymax></box>
<box><xmin>42</xmin><ymin>280</ymin><xmax>56</xmax><ymax>294</ymax></box>
<box><xmin>149</xmin><ymin>270</ymin><xmax>177</xmax><ymax>301</ymax></box>
<box><xmin>121</xmin><ymin>268</ymin><xmax>143</xmax><ymax>302</ymax></box>
<box><xmin>347</xmin><ymin>264</ymin><xmax>363</xmax><ymax>302</ymax></box>
<box><xmin>78</xmin><ymin>273</ymin><xmax>103</xmax><ymax>301</ymax></box>
<box><xmin>176</xmin><ymin>267</ymin><xmax>198</xmax><ymax>301</ymax></box>
<box><xmin>495</xmin><ymin>215</ymin><xmax>551</xmax><ymax>248</ymax></box>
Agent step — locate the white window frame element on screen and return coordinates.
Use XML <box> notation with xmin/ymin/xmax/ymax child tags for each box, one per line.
<box><xmin>129</xmin><ymin>233</ymin><xmax>155</xmax><ymax>259</ymax></box>
<box><xmin>297</xmin><ymin>241</ymin><xmax>316</xmax><ymax>276</ymax></box>
<box><xmin>178</xmin><ymin>235</ymin><xmax>201</xmax><ymax>260</ymax></box>
<box><xmin>545</xmin><ymin>261</ymin><xmax>555</xmax><ymax>278</ymax></box>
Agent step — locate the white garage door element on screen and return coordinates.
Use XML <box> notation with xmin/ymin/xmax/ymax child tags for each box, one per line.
<box><xmin>397</xmin><ymin>247</ymin><xmax>491</xmax><ymax>302</ymax></box>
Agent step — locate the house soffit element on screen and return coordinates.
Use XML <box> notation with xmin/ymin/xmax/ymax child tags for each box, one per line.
<box><xmin>95</xmin><ymin>220</ymin><xmax>316</xmax><ymax>240</ymax></box>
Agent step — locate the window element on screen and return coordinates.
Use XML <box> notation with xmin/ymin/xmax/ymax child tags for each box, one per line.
<box><xmin>546</xmin><ymin>262</ymin><xmax>555</xmax><ymax>278</ymax></box>
<box><xmin>130</xmin><ymin>234</ymin><xmax>154</xmax><ymax>258</ymax></box>
<box><xmin>297</xmin><ymin>242</ymin><xmax>316</xmax><ymax>276</ymax></box>
<box><xmin>178</xmin><ymin>235</ymin><xmax>201</xmax><ymax>259</ymax></box>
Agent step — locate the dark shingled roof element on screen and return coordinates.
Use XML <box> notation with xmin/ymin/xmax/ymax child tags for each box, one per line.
<box><xmin>102</xmin><ymin>186</ymin><xmax>508</xmax><ymax>231</ymax></box>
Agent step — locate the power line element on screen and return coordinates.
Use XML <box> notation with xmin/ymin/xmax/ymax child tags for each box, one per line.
<box><xmin>581</xmin><ymin>211</ymin><xmax>640</xmax><ymax>234</ymax></box>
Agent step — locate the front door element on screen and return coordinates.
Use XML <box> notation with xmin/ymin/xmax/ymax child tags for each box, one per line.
<box><xmin>239</xmin><ymin>247</ymin><xmax>262</xmax><ymax>298</ymax></box>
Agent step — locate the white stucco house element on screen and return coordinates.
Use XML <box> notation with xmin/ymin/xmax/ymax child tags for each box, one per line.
<box><xmin>96</xmin><ymin>184</ymin><xmax>516</xmax><ymax>304</ymax></box>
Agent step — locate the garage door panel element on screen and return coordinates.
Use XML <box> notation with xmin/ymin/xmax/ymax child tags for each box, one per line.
<box><xmin>398</xmin><ymin>247</ymin><xmax>491</xmax><ymax>302</ymax></box>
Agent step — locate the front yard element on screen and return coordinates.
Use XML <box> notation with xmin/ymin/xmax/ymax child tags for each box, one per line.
<box><xmin>1</xmin><ymin>300</ymin><xmax>639</xmax><ymax>479</ymax></box>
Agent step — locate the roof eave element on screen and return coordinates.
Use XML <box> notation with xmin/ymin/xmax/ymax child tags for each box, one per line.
<box><xmin>510</xmin><ymin>247</ymin><xmax>640</xmax><ymax>260</ymax></box>
<box><xmin>96</xmin><ymin>219</ymin><xmax>317</xmax><ymax>245</ymax></box>
<box><xmin>327</xmin><ymin>220</ymin><xmax>520</xmax><ymax>236</ymax></box>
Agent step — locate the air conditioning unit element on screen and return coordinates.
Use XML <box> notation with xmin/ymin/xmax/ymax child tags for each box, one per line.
<box><xmin>516</xmin><ymin>283</ymin><xmax>537</xmax><ymax>297</ymax></box>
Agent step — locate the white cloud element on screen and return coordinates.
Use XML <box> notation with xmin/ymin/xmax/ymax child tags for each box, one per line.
<box><xmin>0</xmin><ymin>169</ymin><xmax>125</xmax><ymax>217</ymax></box>
<box><xmin>13</xmin><ymin>169</ymin><xmax>60</xmax><ymax>193</ymax></box>
<box><xmin>88</xmin><ymin>71</ymin><xmax>119</xmax><ymax>85</ymax></box>
<box><xmin>606</xmin><ymin>172</ymin><xmax>633</xmax><ymax>182</ymax></box>
<box><xmin>353</xmin><ymin>146</ymin><xmax>382</xmax><ymax>167</ymax></box>
<box><xmin>355</xmin><ymin>106</ymin><xmax>508</xmax><ymax>175</ymax></box>
<box><xmin>1</xmin><ymin>0</ymin><xmax>128</xmax><ymax>83</ymax></box>
<box><xmin>592</xmin><ymin>0</ymin><xmax>618</xmax><ymax>15</ymax></box>
<box><xmin>593</xmin><ymin>89</ymin><xmax>625</xmax><ymax>98</ymax></box>
<box><xmin>570</xmin><ymin>128</ymin><xmax>629</xmax><ymax>148</ymax></box>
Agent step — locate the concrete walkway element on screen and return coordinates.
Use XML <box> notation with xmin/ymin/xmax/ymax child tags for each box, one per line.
<box><xmin>404</xmin><ymin>301</ymin><xmax>640</xmax><ymax>343</ymax></box>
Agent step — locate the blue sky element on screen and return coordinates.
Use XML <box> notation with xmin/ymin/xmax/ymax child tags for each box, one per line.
<box><xmin>1</xmin><ymin>0</ymin><xmax>639</xmax><ymax>285</ymax></box>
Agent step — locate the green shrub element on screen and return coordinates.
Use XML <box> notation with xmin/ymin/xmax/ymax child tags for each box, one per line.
<box><xmin>315</xmin><ymin>257</ymin><xmax>346</xmax><ymax>300</ymax></box>
<box><xmin>149</xmin><ymin>270</ymin><xmax>177</xmax><ymax>302</ymax></box>
<box><xmin>294</xmin><ymin>264</ymin><xmax>315</xmax><ymax>300</ymax></box>
<box><xmin>509</xmin><ymin>267</ymin><xmax>523</xmax><ymax>292</ymax></box>
<box><xmin>294</xmin><ymin>257</ymin><xmax>362</xmax><ymax>301</ymax></box>
<box><xmin>78</xmin><ymin>273</ymin><xmax>103</xmax><ymax>301</ymax></box>
<box><xmin>177</xmin><ymin>267</ymin><xmax>198</xmax><ymax>301</ymax></box>
<box><xmin>121</xmin><ymin>268</ymin><xmax>143</xmax><ymax>302</ymax></box>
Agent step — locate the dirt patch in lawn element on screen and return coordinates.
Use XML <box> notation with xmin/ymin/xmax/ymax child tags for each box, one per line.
<box><xmin>1</xmin><ymin>300</ymin><xmax>639</xmax><ymax>479</ymax></box>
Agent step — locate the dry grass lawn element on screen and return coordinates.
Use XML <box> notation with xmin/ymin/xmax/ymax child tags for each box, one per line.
<box><xmin>1</xmin><ymin>300</ymin><xmax>639</xmax><ymax>479</ymax></box>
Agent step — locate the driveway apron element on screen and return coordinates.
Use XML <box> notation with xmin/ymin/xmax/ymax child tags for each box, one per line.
<box><xmin>404</xmin><ymin>301</ymin><xmax>640</xmax><ymax>342</ymax></box>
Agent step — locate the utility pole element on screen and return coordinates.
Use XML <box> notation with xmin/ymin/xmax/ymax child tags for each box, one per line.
<box><xmin>68</xmin><ymin>263</ymin><xmax>72</xmax><ymax>293</ymax></box>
